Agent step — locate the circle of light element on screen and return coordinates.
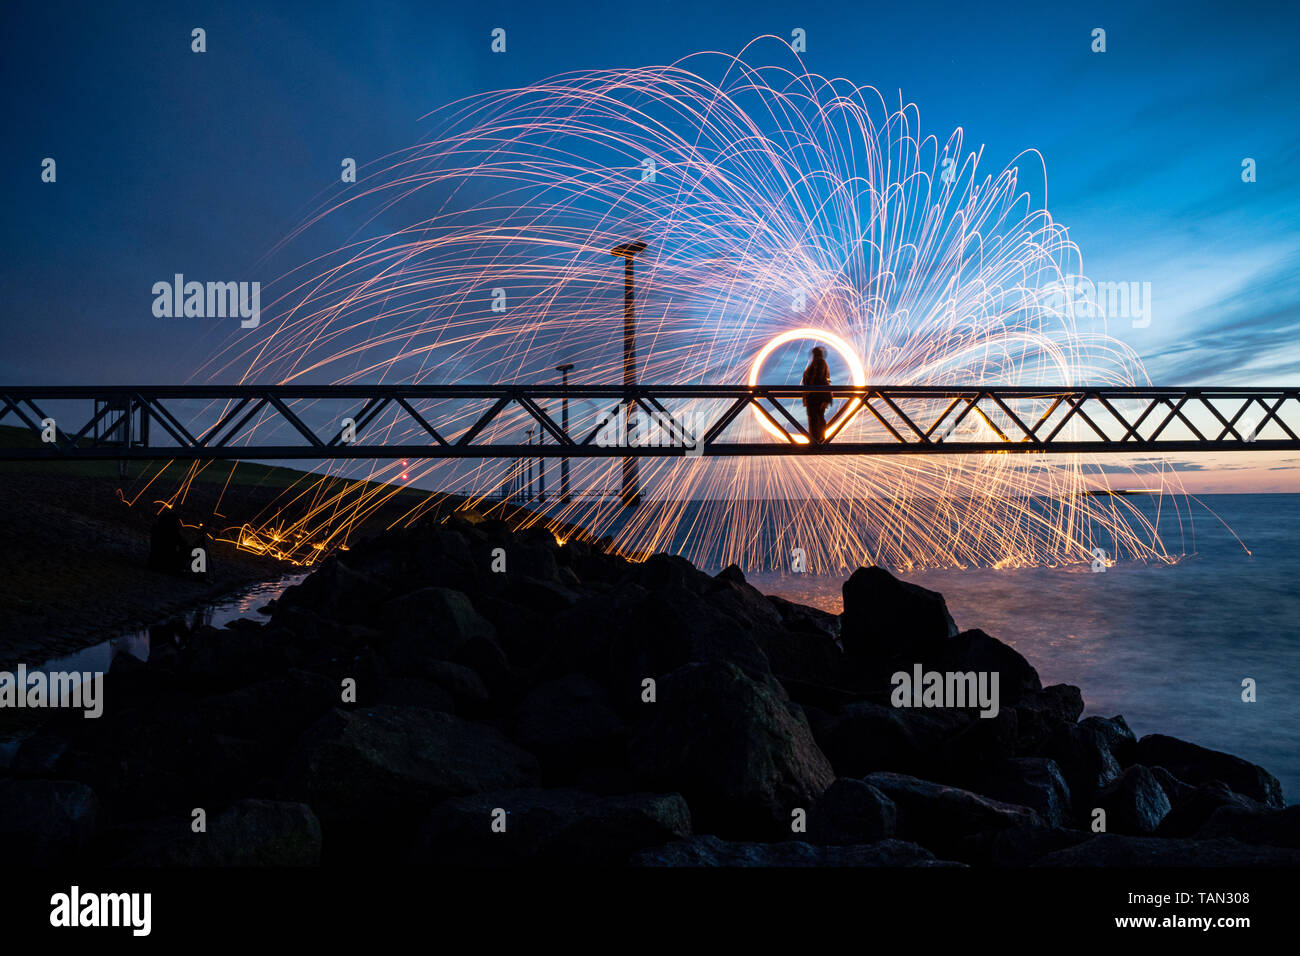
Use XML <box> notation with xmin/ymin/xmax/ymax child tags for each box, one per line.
<box><xmin>747</xmin><ymin>328</ymin><xmax>867</xmax><ymax>444</ymax></box>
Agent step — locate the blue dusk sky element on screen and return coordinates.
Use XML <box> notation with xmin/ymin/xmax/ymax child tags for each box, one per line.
<box><xmin>3</xmin><ymin>0</ymin><xmax>1298</xmax><ymax>488</ymax></box>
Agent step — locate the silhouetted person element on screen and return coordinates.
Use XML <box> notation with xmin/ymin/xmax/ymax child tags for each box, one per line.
<box><xmin>149</xmin><ymin>510</ymin><xmax>188</xmax><ymax>575</ymax></box>
<box><xmin>801</xmin><ymin>346</ymin><xmax>832</xmax><ymax>444</ymax></box>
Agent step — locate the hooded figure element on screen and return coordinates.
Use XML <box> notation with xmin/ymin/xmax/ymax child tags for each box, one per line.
<box><xmin>801</xmin><ymin>346</ymin><xmax>833</xmax><ymax>443</ymax></box>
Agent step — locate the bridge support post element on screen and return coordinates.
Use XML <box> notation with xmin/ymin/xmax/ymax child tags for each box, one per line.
<box><xmin>611</xmin><ymin>240</ymin><xmax>647</xmax><ymax>508</ymax></box>
<box><xmin>556</xmin><ymin>363</ymin><xmax>574</xmax><ymax>503</ymax></box>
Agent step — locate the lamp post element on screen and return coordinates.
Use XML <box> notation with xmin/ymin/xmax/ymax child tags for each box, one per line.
<box><xmin>555</xmin><ymin>362</ymin><xmax>574</xmax><ymax>503</ymax></box>
<box><xmin>610</xmin><ymin>240</ymin><xmax>647</xmax><ymax>508</ymax></box>
<box><xmin>524</xmin><ymin>427</ymin><xmax>534</xmax><ymax>501</ymax></box>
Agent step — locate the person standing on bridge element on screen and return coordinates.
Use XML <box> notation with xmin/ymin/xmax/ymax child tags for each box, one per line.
<box><xmin>801</xmin><ymin>346</ymin><xmax>833</xmax><ymax>444</ymax></box>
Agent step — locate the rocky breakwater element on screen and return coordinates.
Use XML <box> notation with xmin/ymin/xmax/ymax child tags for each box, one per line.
<box><xmin>2</xmin><ymin>516</ymin><xmax>1297</xmax><ymax>867</ymax></box>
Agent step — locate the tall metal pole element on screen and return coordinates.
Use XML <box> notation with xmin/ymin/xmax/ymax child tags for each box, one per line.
<box><xmin>525</xmin><ymin>427</ymin><xmax>534</xmax><ymax>500</ymax></box>
<box><xmin>556</xmin><ymin>362</ymin><xmax>574</xmax><ymax>503</ymax></box>
<box><xmin>611</xmin><ymin>240</ymin><xmax>647</xmax><ymax>508</ymax></box>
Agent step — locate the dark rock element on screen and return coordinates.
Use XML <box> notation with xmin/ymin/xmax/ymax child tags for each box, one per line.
<box><xmin>277</xmin><ymin>557</ymin><xmax>391</xmax><ymax>623</ymax></box>
<box><xmin>1018</xmin><ymin>684</ymin><xmax>1085</xmax><ymax>722</ymax></box>
<box><xmin>1014</xmin><ymin>685</ymin><xmax>1086</xmax><ymax>753</ymax></box>
<box><xmin>1039</xmin><ymin>720</ymin><xmax>1122</xmax><ymax>807</ymax></box>
<box><xmin>112</xmin><ymin>799</ymin><xmax>322</xmax><ymax>866</ymax></box>
<box><xmin>423</xmin><ymin>661</ymin><xmax>490</xmax><ymax>710</ymax></box>
<box><xmin>283</xmin><ymin>705</ymin><xmax>539</xmax><ymax>826</ymax></box>
<box><xmin>862</xmin><ymin>771</ymin><xmax>1042</xmax><ymax>856</ymax></box>
<box><xmin>1080</xmin><ymin>715</ymin><xmax>1137</xmax><ymax>766</ymax></box>
<box><xmin>767</xmin><ymin>594</ymin><xmax>841</xmax><ymax>645</ymax></box>
<box><xmin>968</xmin><ymin>758</ymin><xmax>1072</xmax><ymax>828</ymax></box>
<box><xmin>959</xmin><ymin>825</ymin><xmax>1093</xmax><ymax>866</ymax></box>
<box><xmin>553</xmin><ymin>582</ymin><xmax>777</xmax><ymax>710</ymax></box>
<box><xmin>513</xmin><ymin>675</ymin><xmax>626</xmax><ymax>774</ymax></box>
<box><xmin>630</xmin><ymin>835</ymin><xmax>957</xmax><ymax>867</ymax></box>
<box><xmin>1196</xmin><ymin>804</ymin><xmax>1300</xmax><ymax>848</ymax></box>
<box><xmin>1156</xmin><ymin>780</ymin><xmax>1262</xmax><ymax>837</ymax></box>
<box><xmin>1149</xmin><ymin>767</ymin><xmax>1194</xmax><ymax>806</ymax></box>
<box><xmin>618</xmin><ymin>553</ymin><xmax>716</xmax><ymax>596</ymax></box>
<box><xmin>809</xmin><ymin>779</ymin><xmax>897</xmax><ymax>845</ymax></box>
<box><xmin>706</xmin><ymin>574</ymin><xmax>841</xmax><ymax>687</ymax></box>
<box><xmin>1094</xmin><ymin>765</ymin><xmax>1172</xmax><ymax>835</ymax></box>
<box><xmin>47</xmin><ymin>707</ymin><xmax>270</xmax><ymax>824</ymax></box>
<box><xmin>823</xmin><ymin>701</ymin><xmax>971</xmax><ymax>778</ymax></box>
<box><xmin>715</xmin><ymin>564</ymin><xmax>746</xmax><ymax>586</ymax></box>
<box><xmin>932</xmin><ymin>629</ymin><xmax>1042</xmax><ymax>708</ymax></box>
<box><xmin>937</xmin><ymin>708</ymin><xmax>1020</xmax><ymax>778</ymax></box>
<box><xmin>195</xmin><ymin>670</ymin><xmax>338</xmax><ymax>750</ymax></box>
<box><xmin>840</xmin><ymin>566</ymin><xmax>957</xmax><ymax>660</ymax></box>
<box><xmin>1135</xmin><ymin>734</ymin><xmax>1283</xmax><ymax>808</ymax></box>
<box><xmin>373</xmin><ymin>676</ymin><xmax>456</xmax><ymax>714</ymax></box>
<box><xmin>380</xmin><ymin>587</ymin><xmax>497</xmax><ymax>670</ymax></box>
<box><xmin>413</xmin><ymin>789</ymin><xmax>691</xmax><ymax>865</ymax></box>
<box><xmin>179</xmin><ymin>627</ymin><xmax>280</xmax><ymax>687</ymax></box>
<box><xmin>628</xmin><ymin>661</ymin><xmax>834</xmax><ymax>839</ymax></box>
<box><xmin>0</xmin><ymin>779</ymin><xmax>98</xmax><ymax>865</ymax></box>
<box><xmin>1035</xmin><ymin>834</ymin><xmax>1300</xmax><ymax>867</ymax></box>
<box><xmin>454</xmin><ymin>632</ymin><xmax>512</xmax><ymax>696</ymax></box>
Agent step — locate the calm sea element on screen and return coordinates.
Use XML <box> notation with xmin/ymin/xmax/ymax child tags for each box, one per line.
<box><xmin>610</xmin><ymin>493</ymin><xmax>1300</xmax><ymax>805</ymax></box>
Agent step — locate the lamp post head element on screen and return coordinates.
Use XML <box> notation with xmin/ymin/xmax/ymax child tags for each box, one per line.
<box><xmin>610</xmin><ymin>240</ymin><xmax>647</xmax><ymax>259</ymax></box>
<box><xmin>555</xmin><ymin>362</ymin><xmax>575</xmax><ymax>374</ymax></box>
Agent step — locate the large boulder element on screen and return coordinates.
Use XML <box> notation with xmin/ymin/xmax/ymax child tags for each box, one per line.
<box><xmin>968</xmin><ymin>757</ymin><xmax>1073</xmax><ymax>829</ymax></box>
<box><xmin>283</xmin><ymin>705</ymin><xmax>539</xmax><ymax>825</ymax></box>
<box><xmin>1035</xmin><ymin>834</ymin><xmax>1300</xmax><ymax>867</ymax></box>
<box><xmin>862</xmin><ymin>771</ymin><xmax>1042</xmax><ymax>856</ymax></box>
<box><xmin>840</xmin><ymin>566</ymin><xmax>957</xmax><ymax>661</ymax></box>
<box><xmin>1156</xmin><ymin>780</ymin><xmax>1262</xmax><ymax>837</ymax></box>
<box><xmin>552</xmin><ymin>583</ymin><xmax>777</xmax><ymax>711</ymax></box>
<box><xmin>1094</xmin><ymin>765</ymin><xmax>1172</xmax><ymax>835</ymax></box>
<box><xmin>0</xmin><ymin>779</ymin><xmax>98</xmax><ymax>865</ymax></box>
<box><xmin>628</xmin><ymin>661</ymin><xmax>834</xmax><ymax>839</ymax></box>
<box><xmin>372</xmin><ymin>676</ymin><xmax>456</xmax><ymax>714</ymax></box>
<box><xmin>1195</xmin><ymin>804</ymin><xmax>1300</xmax><ymax>848</ymax></box>
<box><xmin>111</xmin><ymin>799</ymin><xmax>322</xmax><ymax>866</ymax></box>
<box><xmin>822</xmin><ymin>701</ymin><xmax>972</xmax><ymax>779</ymax></box>
<box><xmin>766</xmin><ymin>594</ymin><xmax>841</xmax><ymax>645</ymax></box>
<box><xmin>936</xmin><ymin>708</ymin><xmax>1021</xmax><ymax>778</ymax></box>
<box><xmin>412</xmin><ymin>789</ymin><xmax>691</xmax><ymax>865</ymax></box>
<box><xmin>931</xmin><ymin>630</ymin><xmax>1042</xmax><ymax>708</ymax></box>
<box><xmin>708</xmin><ymin>573</ymin><xmax>843</xmax><ymax>688</ymax></box>
<box><xmin>959</xmin><ymin>825</ymin><xmax>1093</xmax><ymax>866</ymax></box>
<box><xmin>630</xmin><ymin>835</ymin><xmax>956</xmax><ymax>867</ymax></box>
<box><xmin>1135</xmin><ymin>734</ymin><xmax>1283</xmax><ymax>808</ymax></box>
<box><xmin>1013</xmin><ymin>684</ymin><xmax>1085</xmax><ymax>755</ymax></box>
<box><xmin>195</xmin><ymin>670</ymin><xmax>338</xmax><ymax>751</ymax></box>
<box><xmin>808</xmin><ymin>778</ymin><xmax>898</xmax><ymax>845</ymax></box>
<box><xmin>276</xmin><ymin>556</ymin><xmax>392</xmax><ymax>625</ymax></box>
<box><xmin>1038</xmin><ymin>721</ymin><xmax>1122</xmax><ymax>808</ymax></box>
<box><xmin>1079</xmin><ymin>715</ymin><xmax>1137</xmax><ymax>767</ymax></box>
<box><xmin>379</xmin><ymin>587</ymin><xmax>497</xmax><ymax>667</ymax></box>
<box><xmin>512</xmin><ymin>675</ymin><xmax>627</xmax><ymax>774</ymax></box>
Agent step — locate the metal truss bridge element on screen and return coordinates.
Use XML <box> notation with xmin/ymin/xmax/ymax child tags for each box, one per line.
<box><xmin>2</xmin><ymin>385</ymin><xmax>1297</xmax><ymax>461</ymax></box>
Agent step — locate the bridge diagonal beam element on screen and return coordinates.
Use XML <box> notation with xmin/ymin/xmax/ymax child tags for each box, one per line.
<box><xmin>1252</xmin><ymin>394</ymin><xmax>1299</xmax><ymax>442</ymax></box>
<box><xmin>392</xmin><ymin>398</ymin><xmax>447</xmax><ymax>447</ymax></box>
<box><xmin>197</xmin><ymin>397</ymin><xmax>252</xmax><ymax>448</ymax></box>
<box><xmin>757</xmin><ymin>391</ymin><xmax>812</xmax><ymax>444</ymax></box>
<box><xmin>987</xmin><ymin>394</ymin><xmax>1041</xmax><ymax>445</ymax></box>
<box><xmin>515</xmin><ymin>395</ymin><xmax>571</xmax><ymax>446</ymax></box>
<box><xmin>639</xmin><ymin>395</ymin><xmax>696</xmax><ymax>448</ymax></box>
<box><xmin>855</xmin><ymin>396</ymin><xmax>906</xmax><ymax>445</ymax></box>
<box><xmin>699</xmin><ymin>395</ymin><xmax>752</xmax><ymax>447</ymax></box>
<box><xmin>455</xmin><ymin>396</ymin><xmax>511</xmax><ymax>448</ymax></box>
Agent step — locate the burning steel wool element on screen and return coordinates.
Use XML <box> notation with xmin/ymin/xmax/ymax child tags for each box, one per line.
<box><xmin>176</xmin><ymin>40</ymin><xmax>1190</xmax><ymax>571</ymax></box>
